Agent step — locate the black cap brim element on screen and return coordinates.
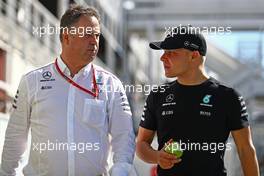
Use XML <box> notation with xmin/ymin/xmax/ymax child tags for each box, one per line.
<box><xmin>149</xmin><ymin>40</ymin><xmax>182</xmax><ymax>50</ymax></box>
<box><xmin>149</xmin><ymin>41</ymin><xmax>163</xmax><ymax>50</ymax></box>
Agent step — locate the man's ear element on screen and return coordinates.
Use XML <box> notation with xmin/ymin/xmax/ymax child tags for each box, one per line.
<box><xmin>62</xmin><ymin>32</ymin><xmax>70</xmax><ymax>45</ymax></box>
<box><xmin>192</xmin><ymin>51</ymin><xmax>200</xmax><ymax>59</ymax></box>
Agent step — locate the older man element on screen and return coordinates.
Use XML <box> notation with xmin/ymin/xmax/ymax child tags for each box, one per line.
<box><xmin>1</xmin><ymin>5</ymin><xmax>135</xmax><ymax>176</ymax></box>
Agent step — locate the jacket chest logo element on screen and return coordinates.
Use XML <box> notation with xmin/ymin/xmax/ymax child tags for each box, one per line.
<box><xmin>40</xmin><ymin>71</ymin><xmax>55</xmax><ymax>82</ymax></box>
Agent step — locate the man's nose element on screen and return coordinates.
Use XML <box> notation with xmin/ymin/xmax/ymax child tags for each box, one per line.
<box><xmin>161</xmin><ymin>54</ymin><xmax>168</xmax><ymax>62</ymax></box>
<box><xmin>91</xmin><ymin>34</ymin><xmax>97</xmax><ymax>43</ymax></box>
<box><xmin>88</xmin><ymin>34</ymin><xmax>98</xmax><ymax>44</ymax></box>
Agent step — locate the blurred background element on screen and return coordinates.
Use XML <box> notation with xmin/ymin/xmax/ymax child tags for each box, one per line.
<box><xmin>0</xmin><ymin>0</ymin><xmax>263</xmax><ymax>175</ymax></box>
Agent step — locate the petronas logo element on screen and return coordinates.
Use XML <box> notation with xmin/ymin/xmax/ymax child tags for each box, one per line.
<box><xmin>203</xmin><ymin>95</ymin><xmax>212</xmax><ymax>104</ymax></box>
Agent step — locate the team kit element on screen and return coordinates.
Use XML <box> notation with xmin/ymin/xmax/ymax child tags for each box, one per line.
<box><xmin>0</xmin><ymin>4</ymin><xmax>259</xmax><ymax>176</ymax></box>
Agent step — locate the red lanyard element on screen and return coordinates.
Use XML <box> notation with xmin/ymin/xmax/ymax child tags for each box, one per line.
<box><xmin>54</xmin><ymin>59</ymin><xmax>99</xmax><ymax>98</ymax></box>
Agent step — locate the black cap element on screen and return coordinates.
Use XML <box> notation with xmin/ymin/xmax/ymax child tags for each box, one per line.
<box><xmin>149</xmin><ymin>26</ymin><xmax>207</xmax><ymax>56</ymax></box>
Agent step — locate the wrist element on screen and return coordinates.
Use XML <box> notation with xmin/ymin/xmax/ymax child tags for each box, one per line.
<box><xmin>153</xmin><ymin>150</ymin><xmax>159</xmax><ymax>164</ymax></box>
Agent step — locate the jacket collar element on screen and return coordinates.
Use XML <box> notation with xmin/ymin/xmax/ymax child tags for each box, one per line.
<box><xmin>57</xmin><ymin>56</ymin><xmax>92</xmax><ymax>77</ymax></box>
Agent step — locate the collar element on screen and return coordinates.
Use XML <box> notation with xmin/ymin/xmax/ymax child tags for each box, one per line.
<box><xmin>57</xmin><ymin>56</ymin><xmax>92</xmax><ymax>77</ymax></box>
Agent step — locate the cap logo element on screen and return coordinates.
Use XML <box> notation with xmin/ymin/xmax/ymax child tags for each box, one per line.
<box><xmin>190</xmin><ymin>43</ymin><xmax>199</xmax><ymax>49</ymax></box>
<box><xmin>184</xmin><ymin>41</ymin><xmax>190</xmax><ymax>47</ymax></box>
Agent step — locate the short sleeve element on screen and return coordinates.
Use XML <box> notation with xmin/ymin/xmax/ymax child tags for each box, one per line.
<box><xmin>139</xmin><ymin>91</ymin><xmax>157</xmax><ymax>130</ymax></box>
<box><xmin>226</xmin><ymin>89</ymin><xmax>249</xmax><ymax>131</ymax></box>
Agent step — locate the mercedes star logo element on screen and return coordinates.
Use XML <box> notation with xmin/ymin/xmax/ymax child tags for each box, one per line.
<box><xmin>42</xmin><ymin>71</ymin><xmax>52</xmax><ymax>80</ymax></box>
<box><xmin>184</xmin><ymin>41</ymin><xmax>190</xmax><ymax>46</ymax></box>
<box><xmin>166</xmin><ymin>94</ymin><xmax>174</xmax><ymax>102</ymax></box>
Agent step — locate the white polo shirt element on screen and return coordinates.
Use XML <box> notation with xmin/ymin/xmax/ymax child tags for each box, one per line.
<box><xmin>0</xmin><ymin>57</ymin><xmax>135</xmax><ymax>176</ymax></box>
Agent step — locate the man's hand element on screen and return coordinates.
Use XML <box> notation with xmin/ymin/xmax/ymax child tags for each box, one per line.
<box><xmin>136</xmin><ymin>128</ymin><xmax>181</xmax><ymax>169</ymax></box>
<box><xmin>156</xmin><ymin>139</ymin><xmax>181</xmax><ymax>169</ymax></box>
